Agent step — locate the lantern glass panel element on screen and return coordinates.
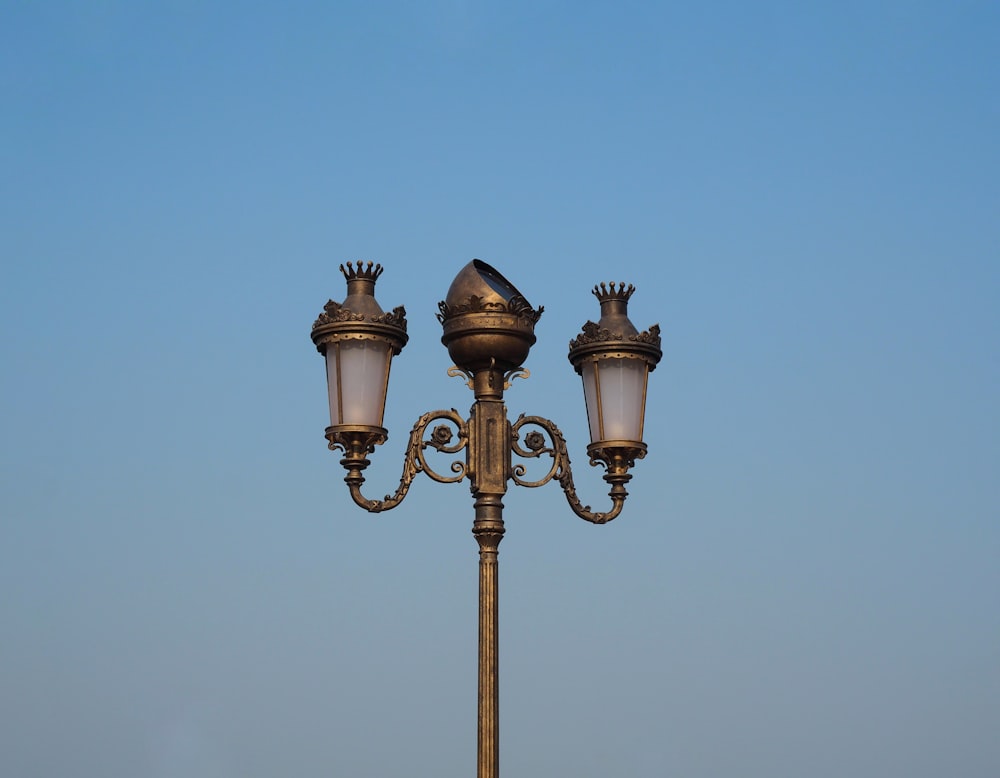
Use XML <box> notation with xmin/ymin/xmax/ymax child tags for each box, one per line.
<box><xmin>325</xmin><ymin>344</ymin><xmax>341</xmax><ymax>425</ymax></box>
<box><xmin>326</xmin><ymin>338</ymin><xmax>392</xmax><ymax>426</ymax></box>
<box><xmin>581</xmin><ymin>360</ymin><xmax>601</xmax><ymax>443</ymax></box>
<box><xmin>595</xmin><ymin>357</ymin><xmax>647</xmax><ymax>442</ymax></box>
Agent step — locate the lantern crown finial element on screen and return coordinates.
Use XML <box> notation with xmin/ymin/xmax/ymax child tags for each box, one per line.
<box><xmin>340</xmin><ymin>261</ymin><xmax>383</xmax><ymax>282</ymax></box>
<box><xmin>593</xmin><ymin>282</ymin><xmax>635</xmax><ymax>303</ymax></box>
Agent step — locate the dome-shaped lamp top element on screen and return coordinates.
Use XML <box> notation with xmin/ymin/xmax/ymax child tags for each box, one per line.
<box><xmin>444</xmin><ymin>259</ymin><xmax>522</xmax><ymax>307</ymax></box>
<box><xmin>440</xmin><ymin>259</ymin><xmax>540</xmax><ymax>318</ymax></box>
<box><xmin>437</xmin><ymin>259</ymin><xmax>543</xmax><ymax>374</ymax></box>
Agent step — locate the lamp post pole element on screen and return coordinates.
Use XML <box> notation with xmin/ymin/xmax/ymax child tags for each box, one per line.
<box><xmin>467</xmin><ymin>367</ymin><xmax>508</xmax><ymax>778</ymax></box>
<box><xmin>311</xmin><ymin>260</ymin><xmax>661</xmax><ymax>778</ymax></box>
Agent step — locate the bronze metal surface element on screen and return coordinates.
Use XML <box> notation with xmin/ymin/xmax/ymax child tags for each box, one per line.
<box><xmin>312</xmin><ymin>261</ymin><xmax>662</xmax><ymax>777</ymax></box>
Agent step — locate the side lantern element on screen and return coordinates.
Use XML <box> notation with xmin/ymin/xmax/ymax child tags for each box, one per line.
<box><xmin>568</xmin><ymin>282</ymin><xmax>661</xmax><ymax>473</ymax></box>
<box><xmin>310</xmin><ymin>262</ymin><xmax>408</xmax><ymax>455</ymax></box>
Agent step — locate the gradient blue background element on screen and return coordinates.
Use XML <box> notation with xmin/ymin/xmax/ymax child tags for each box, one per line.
<box><xmin>2</xmin><ymin>2</ymin><xmax>997</xmax><ymax>776</ymax></box>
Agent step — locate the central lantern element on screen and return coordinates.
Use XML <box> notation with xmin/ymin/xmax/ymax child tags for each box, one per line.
<box><xmin>438</xmin><ymin>259</ymin><xmax>543</xmax><ymax>373</ymax></box>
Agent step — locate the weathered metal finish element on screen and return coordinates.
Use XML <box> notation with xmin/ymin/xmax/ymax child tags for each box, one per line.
<box><xmin>313</xmin><ymin>260</ymin><xmax>660</xmax><ymax>778</ymax></box>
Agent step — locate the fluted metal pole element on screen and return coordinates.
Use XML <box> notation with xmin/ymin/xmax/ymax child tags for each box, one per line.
<box><xmin>468</xmin><ymin>365</ymin><xmax>509</xmax><ymax>778</ymax></box>
<box><xmin>473</xmin><ymin>497</ymin><xmax>503</xmax><ymax>778</ymax></box>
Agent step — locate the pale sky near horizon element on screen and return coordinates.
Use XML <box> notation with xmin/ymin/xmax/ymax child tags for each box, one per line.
<box><xmin>2</xmin><ymin>2</ymin><xmax>998</xmax><ymax>777</ymax></box>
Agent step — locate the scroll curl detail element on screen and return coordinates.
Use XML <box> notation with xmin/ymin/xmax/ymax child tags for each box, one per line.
<box><xmin>347</xmin><ymin>409</ymin><xmax>468</xmax><ymax>512</ymax></box>
<box><xmin>510</xmin><ymin>415</ymin><xmax>627</xmax><ymax>523</ymax></box>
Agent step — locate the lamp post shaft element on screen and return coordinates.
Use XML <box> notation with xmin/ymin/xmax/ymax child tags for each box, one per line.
<box><xmin>474</xmin><ymin>497</ymin><xmax>503</xmax><ymax>778</ymax></box>
<box><xmin>468</xmin><ymin>368</ymin><xmax>509</xmax><ymax>778</ymax></box>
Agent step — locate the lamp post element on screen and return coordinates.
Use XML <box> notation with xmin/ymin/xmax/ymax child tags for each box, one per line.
<box><xmin>311</xmin><ymin>259</ymin><xmax>662</xmax><ymax>778</ymax></box>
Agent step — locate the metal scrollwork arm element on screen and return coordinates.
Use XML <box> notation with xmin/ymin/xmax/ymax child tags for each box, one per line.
<box><xmin>510</xmin><ymin>415</ymin><xmax>628</xmax><ymax>524</ymax></box>
<box><xmin>338</xmin><ymin>410</ymin><xmax>469</xmax><ymax>513</ymax></box>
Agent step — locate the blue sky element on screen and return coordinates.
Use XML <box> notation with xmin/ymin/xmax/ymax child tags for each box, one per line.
<box><xmin>1</xmin><ymin>2</ymin><xmax>998</xmax><ymax>776</ymax></box>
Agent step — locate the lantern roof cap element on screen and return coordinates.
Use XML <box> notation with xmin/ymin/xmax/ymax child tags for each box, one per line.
<box><xmin>311</xmin><ymin>261</ymin><xmax>408</xmax><ymax>355</ymax></box>
<box><xmin>568</xmin><ymin>282</ymin><xmax>662</xmax><ymax>373</ymax></box>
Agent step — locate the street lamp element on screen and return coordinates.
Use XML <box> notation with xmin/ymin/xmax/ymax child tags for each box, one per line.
<box><xmin>311</xmin><ymin>259</ymin><xmax>662</xmax><ymax>778</ymax></box>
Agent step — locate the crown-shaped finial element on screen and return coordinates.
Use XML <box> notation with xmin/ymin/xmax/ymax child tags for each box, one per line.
<box><xmin>340</xmin><ymin>261</ymin><xmax>384</xmax><ymax>282</ymax></box>
<box><xmin>592</xmin><ymin>282</ymin><xmax>635</xmax><ymax>303</ymax></box>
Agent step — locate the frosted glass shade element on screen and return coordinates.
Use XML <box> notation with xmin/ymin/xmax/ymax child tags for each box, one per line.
<box><xmin>581</xmin><ymin>357</ymin><xmax>648</xmax><ymax>443</ymax></box>
<box><xmin>325</xmin><ymin>338</ymin><xmax>392</xmax><ymax>426</ymax></box>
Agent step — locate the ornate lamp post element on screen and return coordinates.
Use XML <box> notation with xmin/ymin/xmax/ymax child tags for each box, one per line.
<box><xmin>311</xmin><ymin>259</ymin><xmax>662</xmax><ymax>778</ymax></box>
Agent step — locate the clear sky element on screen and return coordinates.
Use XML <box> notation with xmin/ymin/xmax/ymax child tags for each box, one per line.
<box><xmin>1</xmin><ymin>2</ymin><xmax>997</xmax><ymax>776</ymax></box>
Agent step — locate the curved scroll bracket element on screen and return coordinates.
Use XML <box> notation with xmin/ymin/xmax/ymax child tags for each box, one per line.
<box><xmin>509</xmin><ymin>415</ymin><xmax>634</xmax><ymax>524</ymax></box>
<box><xmin>447</xmin><ymin>366</ymin><xmax>475</xmax><ymax>390</ymax></box>
<box><xmin>448</xmin><ymin>363</ymin><xmax>530</xmax><ymax>392</ymax></box>
<box><xmin>502</xmin><ymin>367</ymin><xmax>530</xmax><ymax>390</ymax></box>
<box><xmin>332</xmin><ymin>410</ymin><xmax>469</xmax><ymax>513</ymax></box>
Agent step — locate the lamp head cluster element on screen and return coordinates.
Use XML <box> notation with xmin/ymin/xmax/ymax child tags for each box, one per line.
<box><xmin>312</xmin><ymin>258</ymin><xmax>662</xmax><ymax>489</ymax></box>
